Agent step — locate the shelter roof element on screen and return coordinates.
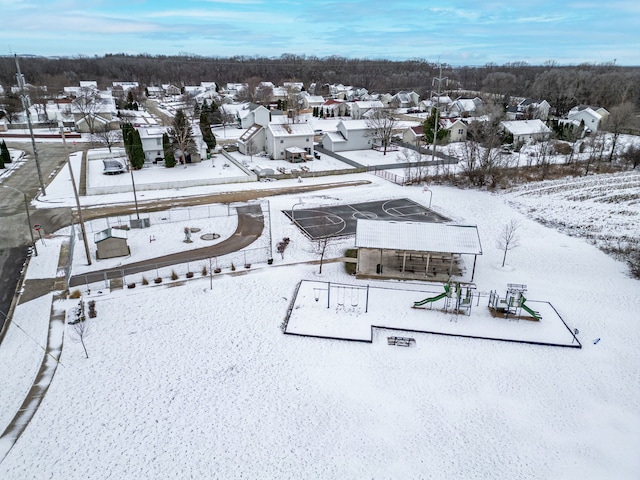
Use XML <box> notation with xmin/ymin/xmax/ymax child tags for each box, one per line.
<box><xmin>355</xmin><ymin>220</ymin><xmax>482</xmax><ymax>255</ymax></box>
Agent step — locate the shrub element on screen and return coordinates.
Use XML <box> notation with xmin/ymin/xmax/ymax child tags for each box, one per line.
<box><xmin>231</xmin><ymin>262</ymin><xmax>236</xmax><ymax>271</ymax></box>
<box><xmin>171</xmin><ymin>270</ymin><xmax>179</xmax><ymax>280</ymax></box>
<box><xmin>628</xmin><ymin>247</ymin><xmax>640</xmax><ymax>279</ymax></box>
<box><xmin>552</xmin><ymin>141</ymin><xmax>572</xmax><ymax>155</ymax></box>
<box><xmin>201</xmin><ymin>265</ymin><xmax>208</xmax><ymax>276</ymax></box>
<box><xmin>69</xmin><ymin>289</ymin><xmax>82</xmax><ymax>299</ymax></box>
<box><xmin>88</xmin><ymin>300</ymin><xmax>97</xmax><ymax>318</ymax></box>
<box><xmin>142</xmin><ymin>276</ymin><xmax>149</xmax><ymax>285</ymax></box>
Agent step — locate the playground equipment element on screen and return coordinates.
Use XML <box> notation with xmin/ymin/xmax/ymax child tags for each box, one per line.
<box><xmin>413</xmin><ymin>282</ymin><xmax>476</xmax><ymax>315</ymax></box>
<box><xmin>327</xmin><ymin>282</ymin><xmax>370</xmax><ymax>313</ymax></box>
<box><xmin>413</xmin><ymin>283</ymin><xmax>451</xmax><ymax>308</ymax></box>
<box><xmin>487</xmin><ymin>283</ymin><xmax>541</xmax><ymax>320</ymax></box>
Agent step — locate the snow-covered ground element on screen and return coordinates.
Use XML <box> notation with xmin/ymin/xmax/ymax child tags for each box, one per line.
<box><xmin>1</xmin><ymin>143</ymin><xmax>639</xmax><ymax>478</ymax></box>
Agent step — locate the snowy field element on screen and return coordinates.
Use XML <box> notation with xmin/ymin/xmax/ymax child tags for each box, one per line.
<box><xmin>1</xmin><ymin>145</ymin><xmax>639</xmax><ymax>478</ymax></box>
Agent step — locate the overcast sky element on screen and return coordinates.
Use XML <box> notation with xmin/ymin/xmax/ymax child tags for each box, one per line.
<box><xmin>2</xmin><ymin>0</ymin><xmax>638</xmax><ymax>66</ymax></box>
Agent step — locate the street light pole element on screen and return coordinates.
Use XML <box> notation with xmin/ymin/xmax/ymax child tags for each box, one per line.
<box><xmin>14</xmin><ymin>54</ymin><xmax>46</xmax><ymax>196</ymax></box>
<box><xmin>60</xmin><ymin>124</ymin><xmax>92</xmax><ymax>266</ymax></box>
<box><xmin>1</xmin><ymin>185</ymin><xmax>38</xmax><ymax>256</ymax></box>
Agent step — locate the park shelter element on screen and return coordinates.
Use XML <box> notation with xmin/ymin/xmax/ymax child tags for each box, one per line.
<box><xmin>94</xmin><ymin>228</ymin><xmax>130</xmax><ymax>259</ymax></box>
<box><xmin>354</xmin><ymin>220</ymin><xmax>482</xmax><ymax>282</ymax></box>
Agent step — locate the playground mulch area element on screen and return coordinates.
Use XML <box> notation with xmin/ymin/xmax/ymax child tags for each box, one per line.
<box><xmin>283</xmin><ymin>198</ymin><xmax>450</xmax><ymax>240</ymax></box>
<box><xmin>285</xmin><ymin>280</ymin><xmax>580</xmax><ymax>348</ymax></box>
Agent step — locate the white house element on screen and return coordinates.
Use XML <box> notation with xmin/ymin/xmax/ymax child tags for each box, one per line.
<box><xmin>321</xmin><ymin>99</ymin><xmax>348</xmax><ymax>118</ymax></box>
<box><xmin>350</xmin><ymin>100</ymin><xmax>383</xmax><ymax>120</ymax></box>
<box><xmin>402</xmin><ymin>125</ymin><xmax>425</xmax><ymax>146</ymax></box>
<box><xmin>238</xmin><ymin>124</ymin><xmax>266</xmax><ymax>155</ymax></box>
<box><xmin>440</xmin><ymin>118</ymin><xmax>468</xmax><ymax>142</ymax></box>
<box><xmin>238</xmin><ymin>104</ymin><xmax>271</xmax><ymax>129</ymax></box>
<box><xmin>449</xmin><ymin>97</ymin><xmax>483</xmax><ymax>118</ymax></box>
<box><xmin>392</xmin><ymin>91</ymin><xmax>420</xmax><ymax>108</ymax></box>
<box><xmin>266</xmin><ymin>123</ymin><xmax>315</xmax><ymax>161</ymax></box>
<box><xmin>567</xmin><ymin>106</ymin><xmax>609</xmax><ymax>132</ymax></box>
<box><xmin>322</xmin><ymin>120</ymin><xmax>373</xmax><ymax>152</ymax></box>
<box><xmin>138</xmin><ymin>127</ymin><xmax>168</xmax><ymax>164</ymax></box>
<box><xmin>500</xmin><ymin>119</ymin><xmax>552</xmax><ymax>144</ymax></box>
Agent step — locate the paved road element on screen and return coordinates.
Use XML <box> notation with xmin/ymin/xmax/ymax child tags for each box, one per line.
<box><xmin>0</xmin><ymin>141</ymin><xmax>78</xmax><ymax>334</ymax></box>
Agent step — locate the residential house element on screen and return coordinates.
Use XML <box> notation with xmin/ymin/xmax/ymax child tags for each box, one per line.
<box><xmin>500</xmin><ymin>119</ymin><xmax>552</xmax><ymax>144</ymax></box>
<box><xmin>350</xmin><ymin>100</ymin><xmax>383</xmax><ymax>120</ymax></box>
<box><xmin>440</xmin><ymin>118</ymin><xmax>468</xmax><ymax>142</ymax></box>
<box><xmin>238</xmin><ymin>124</ymin><xmax>266</xmax><ymax>156</ymax></box>
<box><xmin>162</xmin><ymin>84</ymin><xmax>181</xmax><ymax>96</ymax></box>
<box><xmin>299</xmin><ymin>92</ymin><xmax>325</xmax><ymax>109</ymax></box>
<box><xmin>238</xmin><ymin>103</ymin><xmax>271</xmax><ymax>129</ymax></box>
<box><xmin>67</xmin><ymin>86</ymin><xmax>118</xmax><ymax>133</ymax></box>
<box><xmin>265</xmin><ymin>122</ymin><xmax>315</xmax><ymax>161</ymax></box>
<box><xmin>225</xmin><ymin>83</ymin><xmax>247</xmax><ymax>98</ymax></box>
<box><xmin>391</xmin><ymin>91</ymin><xmax>420</xmax><ymax>109</ymax></box>
<box><xmin>567</xmin><ymin>105</ymin><xmax>609</xmax><ymax>132</ymax></box>
<box><xmin>146</xmin><ymin>86</ymin><xmax>163</xmax><ymax>98</ymax></box>
<box><xmin>138</xmin><ymin>127</ymin><xmax>168</xmax><ymax>164</ymax></box>
<box><xmin>321</xmin><ymin>99</ymin><xmax>348</xmax><ymax>118</ymax></box>
<box><xmin>449</xmin><ymin>97</ymin><xmax>483</xmax><ymax>118</ymax></box>
<box><xmin>322</xmin><ymin>120</ymin><xmax>374</xmax><ymax>152</ymax></box>
<box><xmin>506</xmin><ymin>98</ymin><xmax>551</xmax><ymax>120</ymax></box>
<box><xmin>112</xmin><ymin>81</ymin><xmax>139</xmax><ymax>93</ymax></box>
<box><xmin>402</xmin><ymin>125</ymin><xmax>425</xmax><ymax>146</ymax></box>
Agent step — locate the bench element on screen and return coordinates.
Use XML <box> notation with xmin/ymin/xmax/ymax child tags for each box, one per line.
<box><xmin>387</xmin><ymin>336</ymin><xmax>415</xmax><ymax>347</ymax></box>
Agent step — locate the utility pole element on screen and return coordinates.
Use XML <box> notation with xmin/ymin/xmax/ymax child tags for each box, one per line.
<box><xmin>430</xmin><ymin>63</ymin><xmax>448</xmax><ymax>163</ymax></box>
<box><xmin>15</xmin><ymin>55</ymin><xmax>46</xmax><ymax>196</ymax></box>
<box><xmin>60</xmin><ymin>124</ymin><xmax>92</xmax><ymax>266</ymax></box>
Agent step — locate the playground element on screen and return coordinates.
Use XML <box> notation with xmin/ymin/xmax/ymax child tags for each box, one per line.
<box><xmin>283</xmin><ymin>198</ymin><xmax>449</xmax><ymax>240</ymax></box>
<box><xmin>285</xmin><ymin>280</ymin><xmax>580</xmax><ymax>348</ymax></box>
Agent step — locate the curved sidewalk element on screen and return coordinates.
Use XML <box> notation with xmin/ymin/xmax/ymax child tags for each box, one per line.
<box><xmin>68</xmin><ymin>203</ymin><xmax>264</xmax><ymax>287</ymax></box>
<box><xmin>0</xmin><ymin>273</ymin><xmax>66</xmax><ymax>463</ymax></box>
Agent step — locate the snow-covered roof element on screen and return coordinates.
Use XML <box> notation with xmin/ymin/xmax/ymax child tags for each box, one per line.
<box><xmin>94</xmin><ymin>228</ymin><xmax>128</xmax><ymax>243</ymax></box>
<box><xmin>324</xmin><ymin>131</ymin><xmax>346</xmax><ymax>143</ymax></box>
<box><xmin>500</xmin><ymin>119</ymin><xmax>551</xmax><ymax>136</ymax></box>
<box><xmin>355</xmin><ymin>220</ymin><xmax>482</xmax><ymax>255</ymax></box>
<box><xmin>268</xmin><ymin>123</ymin><xmax>314</xmax><ymax>137</ymax></box>
<box><xmin>353</xmin><ymin>100</ymin><xmax>383</xmax><ymax>109</ymax></box>
<box><xmin>340</xmin><ymin>120</ymin><xmax>370</xmax><ymax>130</ymax></box>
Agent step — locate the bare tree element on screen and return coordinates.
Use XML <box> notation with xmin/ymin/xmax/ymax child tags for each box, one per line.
<box><xmin>69</xmin><ymin>301</ymin><xmax>90</xmax><ymax>359</ymax></box>
<box><xmin>396</xmin><ymin>148</ymin><xmax>428</xmax><ymax>184</ymax></box>
<box><xmin>604</xmin><ymin>102</ymin><xmax>637</xmax><ymax>162</ymax></box>
<box><xmin>246</xmin><ymin>138</ymin><xmax>259</xmax><ymax>161</ymax></box>
<box><xmin>496</xmin><ymin>219</ymin><xmax>520</xmax><ymax>267</ymax></box>
<box><xmin>313</xmin><ymin>216</ymin><xmax>340</xmax><ymax>274</ymax></box>
<box><xmin>91</xmin><ymin>124</ymin><xmax>122</xmax><ymax>152</ymax></box>
<box><xmin>366</xmin><ymin>108</ymin><xmax>397</xmax><ymax>155</ymax></box>
<box><xmin>27</xmin><ymin>85</ymin><xmax>49</xmax><ymax>121</ymax></box>
<box><xmin>235</xmin><ymin>76</ymin><xmax>263</xmax><ymax>103</ymax></box>
<box><xmin>73</xmin><ymin>87</ymin><xmax>104</xmax><ymax>134</ymax></box>
<box><xmin>1</xmin><ymin>92</ymin><xmax>23</xmax><ymax>123</ymax></box>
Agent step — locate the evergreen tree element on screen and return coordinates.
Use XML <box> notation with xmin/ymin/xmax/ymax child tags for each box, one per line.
<box><xmin>130</xmin><ymin>128</ymin><xmax>145</xmax><ymax>169</ymax></box>
<box><xmin>423</xmin><ymin>108</ymin><xmax>449</xmax><ymax>144</ymax></box>
<box><xmin>199</xmin><ymin>111</ymin><xmax>216</xmax><ymax>151</ymax></box>
<box><xmin>168</xmin><ymin>109</ymin><xmax>196</xmax><ymax>166</ymax></box>
<box><xmin>163</xmin><ymin>133</ymin><xmax>175</xmax><ymax>168</ymax></box>
<box><xmin>1</xmin><ymin>140</ymin><xmax>12</xmax><ymax>165</ymax></box>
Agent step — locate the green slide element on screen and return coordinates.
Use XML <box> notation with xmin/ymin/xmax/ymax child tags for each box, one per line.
<box><xmin>520</xmin><ymin>295</ymin><xmax>542</xmax><ymax>320</ymax></box>
<box><xmin>413</xmin><ymin>284</ymin><xmax>450</xmax><ymax>307</ymax></box>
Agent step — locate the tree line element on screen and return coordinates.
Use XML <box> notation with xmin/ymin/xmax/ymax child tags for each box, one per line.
<box><xmin>1</xmin><ymin>54</ymin><xmax>639</xmax><ymax>109</ymax></box>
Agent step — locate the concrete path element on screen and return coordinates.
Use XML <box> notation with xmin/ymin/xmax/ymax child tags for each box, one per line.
<box><xmin>0</xmin><ymin>293</ymin><xmax>65</xmax><ymax>463</ymax></box>
<box><xmin>68</xmin><ymin>203</ymin><xmax>264</xmax><ymax>287</ymax></box>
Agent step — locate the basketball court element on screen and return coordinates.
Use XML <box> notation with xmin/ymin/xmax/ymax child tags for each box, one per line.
<box><xmin>283</xmin><ymin>198</ymin><xmax>450</xmax><ymax>240</ymax></box>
